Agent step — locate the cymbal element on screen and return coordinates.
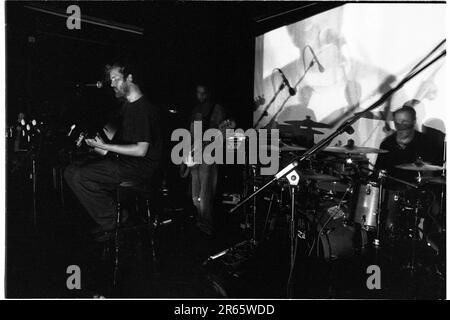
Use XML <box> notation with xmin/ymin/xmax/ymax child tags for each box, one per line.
<box><xmin>280</xmin><ymin>143</ymin><xmax>307</xmax><ymax>152</ymax></box>
<box><xmin>396</xmin><ymin>162</ymin><xmax>444</xmax><ymax>171</ymax></box>
<box><xmin>321</xmin><ymin>155</ymin><xmax>369</xmax><ymax>163</ymax></box>
<box><xmin>283</xmin><ymin>116</ymin><xmax>330</xmax><ymax>129</ymax></box>
<box><xmin>323</xmin><ymin>146</ymin><xmax>388</xmax><ymax>154</ymax></box>
<box><xmin>421</xmin><ymin>176</ymin><xmax>446</xmax><ymax>185</ymax></box>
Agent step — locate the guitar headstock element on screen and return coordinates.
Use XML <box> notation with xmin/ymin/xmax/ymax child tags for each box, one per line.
<box><xmin>75</xmin><ymin>132</ymin><xmax>87</xmax><ymax>148</ymax></box>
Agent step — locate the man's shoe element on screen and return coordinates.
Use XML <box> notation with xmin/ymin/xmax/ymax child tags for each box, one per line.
<box><xmin>89</xmin><ymin>211</ymin><xmax>130</xmax><ymax>235</ymax></box>
<box><xmin>93</xmin><ymin>231</ymin><xmax>114</xmax><ymax>243</ymax></box>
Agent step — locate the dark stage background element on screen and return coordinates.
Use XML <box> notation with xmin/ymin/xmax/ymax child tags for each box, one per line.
<box><xmin>6</xmin><ymin>1</ymin><xmax>339</xmax><ymax>130</ymax></box>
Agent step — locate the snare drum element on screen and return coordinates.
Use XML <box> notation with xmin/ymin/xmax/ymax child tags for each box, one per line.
<box><xmin>353</xmin><ymin>182</ymin><xmax>380</xmax><ymax>230</ymax></box>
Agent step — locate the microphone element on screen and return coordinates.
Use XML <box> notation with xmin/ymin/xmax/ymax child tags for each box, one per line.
<box><xmin>307</xmin><ymin>46</ymin><xmax>325</xmax><ymax>73</ymax></box>
<box><xmin>67</xmin><ymin>124</ymin><xmax>76</xmax><ymax>137</ymax></box>
<box><xmin>75</xmin><ymin>81</ymin><xmax>104</xmax><ymax>89</ymax></box>
<box><xmin>276</xmin><ymin>69</ymin><xmax>296</xmax><ymax>96</ymax></box>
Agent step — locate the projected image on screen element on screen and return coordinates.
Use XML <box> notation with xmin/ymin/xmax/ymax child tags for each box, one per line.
<box><xmin>254</xmin><ymin>4</ymin><xmax>446</xmax><ymax>163</ymax></box>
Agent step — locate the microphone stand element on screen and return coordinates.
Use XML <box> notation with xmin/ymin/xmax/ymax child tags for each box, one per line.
<box><xmin>253</xmin><ymin>73</ymin><xmax>287</xmax><ymax>128</ymax></box>
<box><xmin>263</xmin><ymin>60</ymin><xmax>316</xmax><ymax>129</ymax></box>
<box><xmin>230</xmin><ymin>42</ymin><xmax>446</xmax><ymax>298</ymax></box>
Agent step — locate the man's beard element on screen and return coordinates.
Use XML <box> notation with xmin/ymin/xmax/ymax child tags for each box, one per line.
<box><xmin>396</xmin><ymin>129</ymin><xmax>415</xmax><ymax>146</ymax></box>
<box><xmin>114</xmin><ymin>84</ymin><xmax>129</xmax><ymax>98</ymax></box>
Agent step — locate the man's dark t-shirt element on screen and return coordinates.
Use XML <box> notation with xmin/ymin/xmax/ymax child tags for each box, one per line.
<box><xmin>375</xmin><ymin>131</ymin><xmax>441</xmax><ymax>185</ymax></box>
<box><xmin>116</xmin><ymin>96</ymin><xmax>162</xmax><ymax>180</ymax></box>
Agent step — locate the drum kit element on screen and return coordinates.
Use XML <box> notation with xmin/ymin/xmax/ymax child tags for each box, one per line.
<box><xmin>236</xmin><ymin>118</ymin><xmax>446</xmax><ymax>276</ymax></box>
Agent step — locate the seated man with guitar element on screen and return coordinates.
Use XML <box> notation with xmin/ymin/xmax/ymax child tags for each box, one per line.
<box><xmin>65</xmin><ymin>61</ymin><xmax>163</xmax><ymax>236</ymax></box>
<box><xmin>180</xmin><ymin>83</ymin><xmax>234</xmax><ymax>236</ymax></box>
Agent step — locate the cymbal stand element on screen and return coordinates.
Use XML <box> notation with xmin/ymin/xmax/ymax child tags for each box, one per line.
<box><xmin>440</xmin><ymin>141</ymin><xmax>446</xmax><ymax>233</ymax></box>
<box><xmin>241</xmin><ymin>164</ymin><xmax>259</xmax><ymax>244</ymax></box>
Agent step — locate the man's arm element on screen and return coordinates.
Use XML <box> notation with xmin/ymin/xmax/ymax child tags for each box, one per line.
<box><xmin>374</xmin><ymin>140</ymin><xmax>389</xmax><ymax>170</ymax></box>
<box><xmin>86</xmin><ymin>137</ymin><xmax>149</xmax><ymax>157</ymax></box>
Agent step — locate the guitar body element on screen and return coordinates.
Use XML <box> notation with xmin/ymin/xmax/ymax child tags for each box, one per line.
<box><xmin>179</xmin><ymin>119</ymin><xmax>236</xmax><ymax>178</ymax></box>
<box><xmin>76</xmin><ymin>123</ymin><xmax>118</xmax><ymax>156</ymax></box>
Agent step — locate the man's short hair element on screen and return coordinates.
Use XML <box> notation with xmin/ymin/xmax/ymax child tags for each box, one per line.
<box><xmin>393</xmin><ymin>105</ymin><xmax>417</xmax><ymax>121</ymax></box>
<box><xmin>105</xmin><ymin>60</ymin><xmax>143</xmax><ymax>87</ymax></box>
<box><xmin>196</xmin><ymin>81</ymin><xmax>213</xmax><ymax>93</ymax></box>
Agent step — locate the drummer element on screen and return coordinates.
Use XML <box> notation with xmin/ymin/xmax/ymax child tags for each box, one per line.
<box><xmin>374</xmin><ymin>103</ymin><xmax>443</xmax><ymax>230</ymax></box>
<box><xmin>375</xmin><ymin>104</ymin><xmax>442</xmax><ymax>185</ymax></box>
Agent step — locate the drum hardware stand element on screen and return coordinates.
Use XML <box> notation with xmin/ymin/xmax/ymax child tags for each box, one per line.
<box><xmin>408</xmin><ymin>202</ymin><xmax>421</xmax><ymax>277</ymax></box>
<box><xmin>244</xmin><ymin>164</ymin><xmax>258</xmax><ymax>245</ymax></box>
<box><xmin>439</xmin><ymin>141</ymin><xmax>445</xmax><ymax>233</ymax></box>
<box><xmin>261</xmin><ymin>192</ymin><xmax>282</xmax><ymax>242</ymax></box>
<box><xmin>373</xmin><ymin>170</ymin><xmax>387</xmax><ymax>262</ymax></box>
<box><xmin>230</xmin><ymin>41</ymin><xmax>445</xmax><ymax>298</ymax></box>
<box><xmin>286</xmin><ymin>170</ymin><xmax>300</xmax><ymax>299</ymax></box>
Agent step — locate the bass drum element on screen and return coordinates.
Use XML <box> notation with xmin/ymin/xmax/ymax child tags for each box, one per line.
<box><xmin>308</xmin><ymin>200</ymin><xmax>368</xmax><ymax>261</ymax></box>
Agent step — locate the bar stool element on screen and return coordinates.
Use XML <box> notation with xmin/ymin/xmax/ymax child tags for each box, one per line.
<box><xmin>111</xmin><ymin>179</ymin><xmax>162</xmax><ymax>287</ymax></box>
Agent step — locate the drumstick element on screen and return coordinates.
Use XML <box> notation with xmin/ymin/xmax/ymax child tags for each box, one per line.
<box><xmin>360</xmin><ymin>166</ymin><xmax>418</xmax><ymax>189</ymax></box>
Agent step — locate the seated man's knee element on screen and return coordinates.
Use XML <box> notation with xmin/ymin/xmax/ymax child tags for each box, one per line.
<box><xmin>64</xmin><ymin>165</ymin><xmax>81</xmax><ymax>185</ymax></box>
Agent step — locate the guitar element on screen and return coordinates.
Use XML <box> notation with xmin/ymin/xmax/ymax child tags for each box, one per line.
<box><xmin>75</xmin><ymin>123</ymin><xmax>118</xmax><ymax>156</ymax></box>
<box><xmin>179</xmin><ymin>119</ymin><xmax>236</xmax><ymax>178</ymax></box>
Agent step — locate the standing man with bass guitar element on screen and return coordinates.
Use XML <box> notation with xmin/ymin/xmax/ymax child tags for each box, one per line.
<box><xmin>65</xmin><ymin>61</ymin><xmax>163</xmax><ymax>236</ymax></box>
<box><xmin>180</xmin><ymin>83</ymin><xmax>232</xmax><ymax>236</ymax></box>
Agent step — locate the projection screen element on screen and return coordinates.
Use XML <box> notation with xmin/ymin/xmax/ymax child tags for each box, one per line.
<box><xmin>253</xmin><ymin>3</ymin><xmax>446</xmax><ymax>165</ymax></box>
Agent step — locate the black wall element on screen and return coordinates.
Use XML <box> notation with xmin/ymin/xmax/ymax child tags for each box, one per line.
<box><xmin>6</xmin><ymin>1</ymin><xmax>340</xmax><ymax>130</ymax></box>
<box><xmin>6</xmin><ymin>1</ymin><xmax>257</xmax><ymax>131</ymax></box>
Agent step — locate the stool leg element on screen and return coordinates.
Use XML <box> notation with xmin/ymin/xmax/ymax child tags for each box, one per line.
<box><xmin>145</xmin><ymin>199</ymin><xmax>152</xmax><ymax>225</ymax></box>
<box><xmin>113</xmin><ymin>196</ymin><xmax>121</xmax><ymax>287</ymax></box>
<box><xmin>59</xmin><ymin>167</ymin><xmax>65</xmax><ymax>208</ymax></box>
<box><xmin>135</xmin><ymin>195</ymin><xmax>140</xmax><ymax>219</ymax></box>
<box><xmin>146</xmin><ymin>199</ymin><xmax>160</xmax><ymax>274</ymax></box>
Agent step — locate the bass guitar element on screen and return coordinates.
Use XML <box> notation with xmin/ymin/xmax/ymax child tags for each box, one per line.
<box><xmin>179</xmin><ymin>119</ymin><xmax>236</xmax><ymax>178</ymax></box>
